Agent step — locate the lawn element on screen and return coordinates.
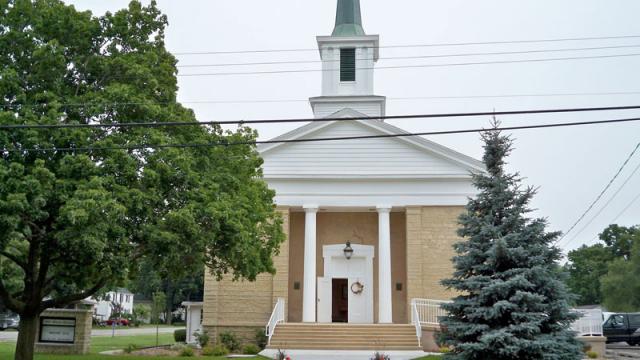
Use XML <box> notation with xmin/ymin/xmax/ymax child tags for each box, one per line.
<box><xmin>0</xmin><ymin>335</ymin><xmax>436</xmax><ymax>359</ymax></box>
<box><xmin>0</xmin><ymin>334</ymin><xmax>260</xmax><ymax>359</ymax></box>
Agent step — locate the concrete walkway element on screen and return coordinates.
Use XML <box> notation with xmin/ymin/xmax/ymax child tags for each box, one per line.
<box><xmin>0</xmin><ymin>326</ymin><xmax>183</xmax><ymax>342</ymax></box>
<box><xmin>260</xmin><ymin>349</ymin><xmax>433</xmax><ymax>360</ymax></box>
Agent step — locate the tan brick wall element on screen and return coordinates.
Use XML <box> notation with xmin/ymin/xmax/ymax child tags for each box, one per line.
<box><xmin>203</xmin><ymin>206</ymin><xmax>461</xmax><ymax>329</ymax></box>
<box><xmin>35</xmin><ymin>309</ymin><xmax>92</xmax><ymax>355</ymax></box>
<box><xmin>406</xmin><ymin>206</ymin><xmax>464</xmax><ymax>310</ymax></box>
<box><xmin>203</xmin><ymin>208</ymin><xmax>290</xmax><ymax>329</ymax></box>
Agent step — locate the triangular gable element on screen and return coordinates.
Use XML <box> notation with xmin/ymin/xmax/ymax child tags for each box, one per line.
<box><xmin>259</xmin><ymin>109</ymin><xmax>484</xmax><ymax>178</ymax></box>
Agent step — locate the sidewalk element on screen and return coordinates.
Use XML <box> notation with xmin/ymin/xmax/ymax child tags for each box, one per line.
<box><xmin>259</xmin><ymin>349</ymin><xmax>432</xmax><ymax>360</ymax></box>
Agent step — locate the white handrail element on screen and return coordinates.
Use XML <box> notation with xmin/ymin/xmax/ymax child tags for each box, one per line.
<box><xmin>571</xmin><ymin>317</ymin><xmax>603</xmax><ymax>336</ymax></box>
<box><xmin>411</xmin><ymin>299</ymin><xmax>422</xmax><ymax>348</ymax></box>
<box><xmin>411</xmin><ymin>298</ymin><xmax>451</xmax><ymax>325</ymax></box>
<box><xmin>265</xmin><ymin>298</ymin><xmax>285</xmax><ymax>345</ymax></box>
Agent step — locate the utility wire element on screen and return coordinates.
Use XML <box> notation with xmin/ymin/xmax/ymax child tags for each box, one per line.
<box><xmin>2</xmin><ymin>105</ymin><xmax>640</xmax><ymax>130</ymax></box>
<box><xmin>176</xmin><ymin>44</ymin><xmax>640</xmax><ymax>68</ymax></box>
<box><xmin>3</xmin><ymin>91</ymin><xmax>640</xmax><ymax>109</ymax></box>
<box><xmin>586</xmin><ymin>190</ymin><xmax>640</xmax><ymax>246</ymax></box>
<box><xmin>177</xmin><ymin>53</ymin><xmax>640</xmax><ymax>77</ymax></box>
<box><xmin>4</xmin><ymin>116</ymin><xmax>640</xmax><ymax>153</ymax></box>
<box><xmin>557</xmin><ymin>141</ymin><xmax>640</xmax><ymax>244</ymax></box>
<box><xmin>173</xmin><ymin>35</ymin><xmax>640</xmax><ymax>56</ymax></box>
<box><xmin>560</xmin><ymin>155</ymin><xmax>640</xmax><ymax>248</ymax></box>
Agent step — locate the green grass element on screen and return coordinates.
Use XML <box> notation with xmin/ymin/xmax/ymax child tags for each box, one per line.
<box><xmin>413</xmin><ymin>356</ymin><xmax>442</xmax><ymax>360</ymax></box>
<box><xmin>0</xmin><ymin>334</ymin><xmax>264</xmax><ymax>359</ymax></box>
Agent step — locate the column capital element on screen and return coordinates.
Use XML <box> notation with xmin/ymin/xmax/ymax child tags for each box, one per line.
<box><xmin>376</xmin><ymin>205</ymin><xmax>392</xmax><ymax>213</ymax></box>
<box><xmin>303</xmin><ymin>205</ymin><xmax>319</xmax><ymax>213</ymax></box>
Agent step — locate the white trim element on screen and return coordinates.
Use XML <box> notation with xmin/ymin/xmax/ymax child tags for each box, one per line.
<box><xmin>377</xmin><ymin>208</ymin><xmax>392</xmax><ymax>323</ymax></box>
<box><xmin>258</xmin><ymin>108</ymin><xmax>485</xmax><ymax>174</ymax></box>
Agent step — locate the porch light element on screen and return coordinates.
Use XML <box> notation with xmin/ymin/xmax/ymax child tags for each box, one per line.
<box><xmin>343</xmin><ymin>242</ymin><xmax>354</xmax><ymax>260</ymax></box>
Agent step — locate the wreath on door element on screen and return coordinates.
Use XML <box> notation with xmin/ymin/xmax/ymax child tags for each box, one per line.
<box><xmin>350</xmin><ymin>281</ymin><xmax>364</xmax><ymax>295</ymax></box>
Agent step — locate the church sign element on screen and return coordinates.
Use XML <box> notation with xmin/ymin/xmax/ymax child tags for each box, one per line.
<box><xmin>39</xmin><ymin>317</ymin><xmax>76</xmax><ymax>344</ymax></box>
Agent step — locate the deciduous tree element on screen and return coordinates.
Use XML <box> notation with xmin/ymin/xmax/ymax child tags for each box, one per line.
<box><xmin>0</xmin><ymin>1</ymin><xmax>284</xmax><ymax>359</ymax></box>
<box><xmin>564</xmin><ymin>244</ymin><xmax>614</xmax><ymax>305</ymax></box>
<box><xmin>601</xmin><ymin>236</ymin><xmax>640</xmax><ymax>312</ymax></box>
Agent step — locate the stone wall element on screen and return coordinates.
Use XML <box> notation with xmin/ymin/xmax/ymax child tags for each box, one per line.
<box><xmin>202</xmin><ymin>208</ymin><xmax>290</xmax><ymax>345</ymax></box>
<box><xmin>35</xmin><ymin>309</ymin><xmax>92</xmax><ymax>355</ymax></box>
<box><xmin>406</xmin><ymin>206</ymin><xmax>464</xmax><ymax>309</ymax></box>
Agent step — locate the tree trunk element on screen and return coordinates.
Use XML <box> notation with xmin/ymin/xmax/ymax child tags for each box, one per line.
<box><xmin>14</xmin><ymin>314</ymin><xmax>39</xmax><ymax>360</ymax></box>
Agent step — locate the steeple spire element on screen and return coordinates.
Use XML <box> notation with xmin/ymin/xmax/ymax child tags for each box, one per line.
<box><xmin>332</xmin><ymin>0</ymin><xmax>365</xmax><ymax>37</ymax></box>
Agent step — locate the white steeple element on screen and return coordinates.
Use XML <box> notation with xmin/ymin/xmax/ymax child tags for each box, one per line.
<box><xmin>309</xmin><ymin>0</ymin><xmax>386</xmax><ymax>119</ymax></box>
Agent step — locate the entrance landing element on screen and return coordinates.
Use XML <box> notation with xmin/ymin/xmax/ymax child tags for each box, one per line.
<box><xmin>266</xmin><ymin>323</ymin><xmax>421</xmax><ymax>351</ymax></box>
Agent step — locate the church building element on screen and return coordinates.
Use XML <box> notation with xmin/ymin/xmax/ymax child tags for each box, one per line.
<box><xmin>202</xmin><ymin>0</ymin><xmax>484</xmax><ymax>352</ymax></box>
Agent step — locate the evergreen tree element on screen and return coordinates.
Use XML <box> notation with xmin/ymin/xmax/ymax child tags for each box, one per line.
<box><xmin>441</xmin><ymin>125</ymin><xmax>582</xmax><ymax>360</ymax></box>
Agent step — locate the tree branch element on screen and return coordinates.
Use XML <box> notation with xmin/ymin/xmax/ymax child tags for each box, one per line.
<box><xmin>39</xmin><ymin>278</ymin><xmax>108</xmax><ymax>312</ymax></box>
<box><xmin>0</xmin><ymin>250</ymin><xmax>27</xmax><ymax>271</ymax></box>
<box><xmin>0</xmin><ymin>278</ymin><xmax>24</xmax><ymax>314</ymax></box>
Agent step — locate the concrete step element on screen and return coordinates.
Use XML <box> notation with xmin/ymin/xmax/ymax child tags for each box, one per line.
<box><xmin>266</xmin><ymin>323</ymin><xmax>421</xmax><ymax>351</ymax></box>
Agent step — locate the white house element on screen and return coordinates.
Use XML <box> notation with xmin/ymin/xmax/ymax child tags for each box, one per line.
<box><xmin>93</xmin><ymin>288</ymin><xmax>134</xmax><ymax>322</ymax></box>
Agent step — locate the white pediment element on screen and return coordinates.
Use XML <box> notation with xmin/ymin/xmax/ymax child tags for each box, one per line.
<box><xmin>260</xmin><ymin>109</ymin><xmax>484</xmax><ymax>180</ymax></box>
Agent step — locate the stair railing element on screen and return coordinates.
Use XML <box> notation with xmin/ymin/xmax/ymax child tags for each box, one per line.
<box><xmin>411</xmin><ymin>298</ymin><xmax>451</xmax><ymax>325</ymax></box>
<box><xmin>265</xmin><ymin>297</ymin><xmax>285</xmax><ymax>345</ymax></box>
<box><xmin>411</xmin><ymin>299</ymin><xmax>422</xmax><ymax>348</ymax></box>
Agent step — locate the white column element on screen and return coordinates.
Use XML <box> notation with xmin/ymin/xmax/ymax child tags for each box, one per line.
<box><xmin>377</xmin><ymin>205</ymin><xmax>393</xmax><ymax>324</ymax></box>
<box><xmin>302</xmin><ymin>205</ymin><xmax>319</xmax><ymax>323</ymax></box>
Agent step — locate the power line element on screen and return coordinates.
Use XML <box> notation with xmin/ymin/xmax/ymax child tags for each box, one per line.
<box><xmin>4</xmin><ymin>116</ymin><xmax>640</xmax><ymax>154</ymax></box>
<box><xmin>2</xmin><ymin>105</ymin><xmax>640</xmax><ymax>130</ymax></box>
<box><xmin>560</xmin><ymin>155</ymin><xmax>640</xmax><ymax>248</ymax></box>
<box><xmin>176</xmin><ymin>44</ymin><xmax>640</xmax><ymax>68</ymax></box>
<box><xmin>177</xmin><ymin>53</ymin><xmax>640</xmax><ymax>77</ymax></box>
<box><xmin>557</xmin><ymin>141</ymin><xmax>640</xmax><ymax>244</ymax></box>
<box><xmin>586</xmin><ymin>189</ymin><xmax>640</xmax><ymax>246</ymax></box>
<box><xmin>173</xmin><ymin>35</ymin><xmax>640</xmax><ymax>56</ymax></box>
<box><xmin>3</xmin><ymin>91</ymin><xmax>640</xmax><ymax>109</ymax></box>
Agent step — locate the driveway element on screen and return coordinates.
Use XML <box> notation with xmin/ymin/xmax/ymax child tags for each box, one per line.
<box><xmin>0</xmin><ymin>326</ymin><xmax>183</xmax><ymax>342</ymax></box>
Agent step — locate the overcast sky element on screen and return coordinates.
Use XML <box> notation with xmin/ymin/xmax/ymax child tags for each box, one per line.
<box><xmin>67</xmin><ymin>0</ymin><xmax>640</xmax><ymax>255</ymax></box>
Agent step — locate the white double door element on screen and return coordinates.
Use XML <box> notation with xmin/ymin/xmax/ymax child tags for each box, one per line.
<box><xmin>317</xmin><ymin>253</ymin><xmax>374</xmax><ymax>324</ymax></box>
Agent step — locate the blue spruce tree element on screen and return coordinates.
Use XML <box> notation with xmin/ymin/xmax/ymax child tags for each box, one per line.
<box><xmin>440</xmin><ymin>125</ymin><xmax>582</xmax><ymax>360</ymax></box>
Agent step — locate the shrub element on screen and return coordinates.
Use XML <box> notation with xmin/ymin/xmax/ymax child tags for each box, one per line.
<box><xmin>174</xmin><ymin>329</ymin><xmax>187</xmax><ymax>343</ymax></box>
<box><xmin>201</xmin><ymin>346</ymin><xmax>214</xmax><ymax>356</ymax></box>
<box><xmin>170</xmin><ymin>344</ymin><xmax>186</xmax><ymax>352</ymax></box>
<box><xmin>586</xmin><ymin>351</ymin><xmax>598</xmax><ymax>359</ymax></box>
<box><xmin>123</xmin><ymin>344</ymin><xmax>138</xmax><ymax>354</ymax></box>
<box><xmin>439</xmin><ymin>346</ymin><xmax>452</xmax><ymax>353</ymax></box>
<box><xmin>179</xmin><ymin>346</ymin><xmax>195</xmax><ymax>357</ymax></box>
<box><xmin>243</xmin><ymin>344</ymin><xmax>260</xmax><ymax>355</ymax></box>
<box><xmin>219</xmin><ymin>331</ymin><xmax>240</xmax><ymax>351</ymax></box>
<box><xmin>208</xmin><ymin>345</ymin><xmax>229</xmax><ymax>357</ymax></box>
<box><xmin>255</xmin><ymin>328</ymin><xmax>268</xmax><ymax>349</ymax></box>
<box><xmin>194</xmin><ymin>331</ymin><xmax>210</xmax><ymax>348</ymax></box>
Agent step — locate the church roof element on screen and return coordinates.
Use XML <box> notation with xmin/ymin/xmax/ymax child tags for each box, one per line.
<box><xmin>332</xmin><ymin>0</ymin><xmax>366</xmax><ymax>37</ymax></box>
<box><xmin>259</xmin><ymin>109</ymin><xmax>485</xmax><ymax>178</ymax></box>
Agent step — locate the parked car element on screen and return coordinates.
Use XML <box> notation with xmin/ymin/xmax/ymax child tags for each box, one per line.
<box><xmin>106</xmin><ymin>318</ymin><xmax>129</xmax><ymax>326</ymax></box>
<box><xmin>0</xmin><ymin>312</ymin><xmax>20</xmax><ymax>331</ymax></box>
<box><xmin>603</xmin><ymin>313</ymin><xmax>640</xmax><ymax>346</ymax></box>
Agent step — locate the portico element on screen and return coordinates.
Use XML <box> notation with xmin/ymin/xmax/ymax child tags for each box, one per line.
<box><xmin>299</xmin><ymin>205</ymin><xmax>396</xmax><ymax>324</ymax></box>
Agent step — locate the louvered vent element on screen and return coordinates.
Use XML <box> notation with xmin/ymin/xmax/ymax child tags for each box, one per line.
<box><xmin>340</xmin><ymin>48</ymin><xmax>356</xmax><ymax>82</ymax></box>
